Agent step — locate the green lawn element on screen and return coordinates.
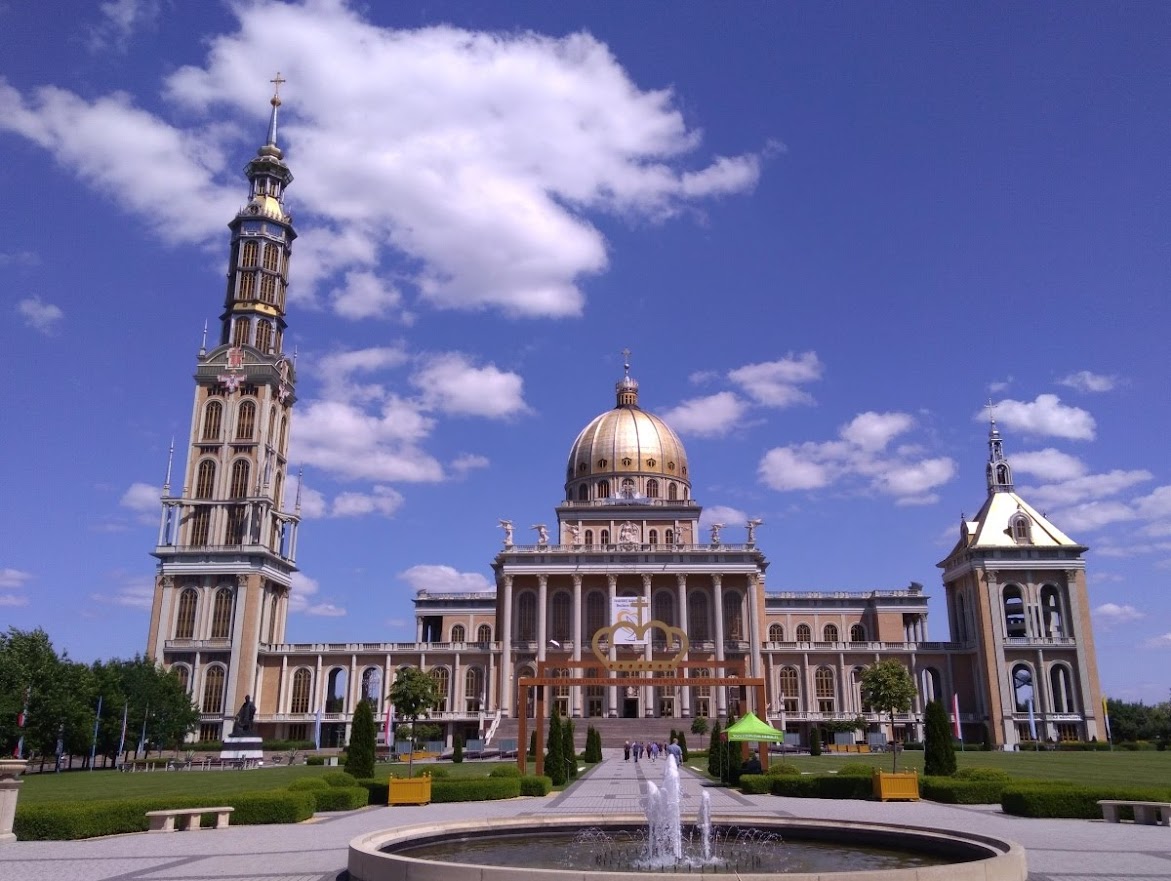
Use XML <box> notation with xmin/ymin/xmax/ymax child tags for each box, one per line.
<box><xmin>17</xmin><ymin>759</ymin><xmax>508</xmax><ymax>806</ymax></box>
<box><xmin>743</xmin><ymin>749</ymin><xmax>1171</xmax><ymax>788</ymax></box>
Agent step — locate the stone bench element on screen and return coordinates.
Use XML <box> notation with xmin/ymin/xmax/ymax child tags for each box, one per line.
<box><xmin>146</xmin><ymin>806</ymin><xmax>234</xmax><ymax>832</ymax></box>
<box><xmin>1098</xmin><ymin>800</ymin><xmax>1171</xmax><ymax>826</ymax></box>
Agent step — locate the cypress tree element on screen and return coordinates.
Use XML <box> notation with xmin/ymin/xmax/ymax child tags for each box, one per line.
<box><xmin>810</xmin><ymin>726</ymin><xmax>822</xmax><ymax>757</ymax></box>
<box><xmin>677</xmin><ymin>730</ymin><xmax>689</xmax><ymax>761</ymax></box>
<box><xmin>452</xmin><ymin>733</ymin><xmax>464</xmax><ymax>764</ymax></box>
<box><xmin>923</xmin><ymin>700</ymin><xmax>957</xmax><ymax>776</ymax></box>
<box><xmin>562</xmin><ymin>717</ymin><xmax>577</xmax><ymax>777</ymax></box>
<box><xmin>546</xmin><ymin>709</ymin><xmax>566</xmax><ymax>785</ymax></box>
<box><xmin>707</xmin><ymin>721</ymin><xmax>723</xmax><ymax>777</ymax></box>
<box><xmin>344</xmin><ymin>699</ymin><xmax>376</xmax><ymax>779</ymax></box>
<box><xmin>528</xmin><ymin>730</ymin><xmax>537</xmax><ymax>757</ymax></box>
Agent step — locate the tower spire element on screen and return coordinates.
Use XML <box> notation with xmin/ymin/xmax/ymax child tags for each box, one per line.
<box><xmin>616</xmin><ymin>347</ymin><xmax>639</xmax><ymax>408</ymax></box>
<box><xmin>162</xmin><ymin>438</ymin><xmax>175</xmax><ymax>498</ymax></box>
<box><xmin>264</xmin><ymin>72</ymin><xmax>285</xmax><ymax>153</ymax></box>
<box><xmin>985</xmin><ymin>399</ymin><xmax>1014</xmax><ymax>494</ymax></box>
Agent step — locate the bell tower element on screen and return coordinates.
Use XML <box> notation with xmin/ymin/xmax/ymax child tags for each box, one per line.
<box><xmin>146</xmin><ymin>78</ymin><xmax>301</xmax><ymax>740</ymax></box>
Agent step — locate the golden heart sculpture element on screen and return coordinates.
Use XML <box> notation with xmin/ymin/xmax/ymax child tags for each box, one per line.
<box><xmin>591</xmin><ymin>619</ymin><xmax>690</xmax><ymax>671</ymax></box>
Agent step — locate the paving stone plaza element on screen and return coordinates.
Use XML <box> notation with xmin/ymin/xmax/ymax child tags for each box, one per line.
<box><xmin>2</xmin><ymin>752</ymin><xmax>1169</xmax><ymax>881</ymax></box>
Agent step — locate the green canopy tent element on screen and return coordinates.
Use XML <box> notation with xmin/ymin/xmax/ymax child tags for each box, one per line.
<box><xmin>723</xmin><ymin>711</ymin><xmax>783</xmax><ymax>775</ymax></box>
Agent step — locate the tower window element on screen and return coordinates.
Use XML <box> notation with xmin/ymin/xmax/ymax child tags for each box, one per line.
<box><xmin>191</xmin><ymin>508</ymin><xmax>210</xmax><ymax>546</ymax></box>
<box><xmin>236</xmin><ymin>401</ymin><xmax>256</xmax><ymax>441</ymax></box>
<box><xmin>263</xmin><ymin>243</ymin><xmax>280</xmax><ymax>272</ymax></box>
<box><xmin>210</xmin><ymin>587</ymin><xmax>234</xmax><ymax>639</ymax></box>
<box><xmin>255</xmin><ymin>321</ymin><xmax>273</xmax><ymax>354</ymax></box>
<box><xmin>195</xmin><ymin>461</ymin><xmax>216</xmax><ymax>499</ymax></box>
<box><xmin>578</xmin><ymin>485</ymin><xmax>588</xmax><ymax>501</ymax></box>
<box><xmin>646</xmin><ymin>479</ymin><xmax>659</xmax><ymax>498</ymax></box>
<box><xmin>290</xmin><ymin>668</ymin><xmax>311</xmax><ymax>714</ymax></box>
<box><xmin>238</xmin><ymin>273</ymin><xmax>256</xmax><ymax>302</ymax></box>
<box><xmin>1010</xmin><ymin>513</ymin><xmax>1032</xmax><ymax>544</ymax></box>
<box><xmin>260</xmin><ymin>274</ymin><xmax>276</xmax><ymax>304</ymax></box>
<box><xmin>279</xmin><ymin>416</ymin><xmax>288</xmax><ymax>453</ymax></box>
<box><xmin>620</xmin><ymin>478</ymin><xmax>635</xmax><ymax>497</ymax></box>
<box><xmin>597</xmin><ymin>480</ymin><xmax>610</xmax><ymax>499</ymax></box>
<box><xmin>241</xmin><ymin>240</ymin><xmax>259</xmax><ymax>268</ymax></box>
<box><xmin>796</xmin><ymin>624</ymin><xmax>811</xmax><ymax>643</ymax></box>
<box><xmin>230</xmin><ymin>460</ymin><xmax>250</xmax><ymax>498</ymax></box>
<box><xmin>233</xmin><ymin>316</ymin><xmax>251</xmax><ymax>346</ymax></box>
<box><xmin>226</xmin><ymin>505</ymin><xmax>248</xmax><ymax>544</ymax></box>
<box><xmin>668</xmin><ymin>482</ymin><xmax>678</xmax><ymax>500</ymax></box>
<box><xmin>202</xmin><ymin>666</ymin><xmax>225</xmax><ymax>714</ymax></box>
<box><xmin>202</xmin><ymin>401</ymin><xmax>223</xmax><ymax>441</ymax></box>
<box><xmin>175</xmin><ymin>588</ymin><xmax>197</xmax><ymax>639</ymax></box>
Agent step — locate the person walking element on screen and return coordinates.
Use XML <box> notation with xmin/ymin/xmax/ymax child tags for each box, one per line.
<box><xmin>624</xmin><ymin>740</ymin><xmax>631</xmax><ymax>761</ymax></box>
<box><xmin>667</xmin><ymin>737</ymin><xmax>683</xmax><ymax>764</ymax></box>
<box><xmin>649</xmin><ymin>741</ymin><xmax>660</xmax><ymax>762</ymax></box>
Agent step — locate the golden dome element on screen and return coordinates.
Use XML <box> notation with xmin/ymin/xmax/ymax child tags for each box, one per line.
<box><xmin>565</xmin><ymin>372</ymin><xmax>690</xmax><ymax>503</ymax></box>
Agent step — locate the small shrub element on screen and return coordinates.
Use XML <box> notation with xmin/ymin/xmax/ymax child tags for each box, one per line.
<box><xmin>452</xmin><ymin>735</ymin><xmax>464</xmax><ymax>763</ymax></box>
<box><xmin>520</xmin><ymin>775</ymin><xmax>553</xmax><ymax>796</ymax></box>
<box><xmin>306</xmin><ymin>755</ymin><xmax>326</xmax><ymax>766</ymax></box>
<box><xmin>356</xmin><ymin>778</ymin><xmax>389</xmax><ymax>804</ymax></box>
<box><xmin>310</xmin><ymin>787</ymin><xmax>369</xmax><ymax>811</ymax></box>
<box><xmin>901</xmin><ymin>741</ymin><xmax>925</xmax><ymax>751</ymax></box>
<box><xmin>739</xmin><ymin>774</ymin><xmax>771</xmax><ymax>794</ymax></box>
<box><xmin>287</xmin><ymin>778</ymin><xmax>329</xmax><ymax>791</ymax></box>
<box><xmin>954</xmin><ymin>767</ymin><xmax>1010</xmax><ymax>781</ymax></box>
<box><xmin>321</xmin><ymin>770</ymin><xmax>358</xmax><ymax>788</ymax></box>
<box><xmin>809</xmin><ymin>728</ymin><xmax>822</xmax><ymax>757</ymax></box>
<box><xmin>428</xmin><ymin>767</ymin><xmax>450</xmax><ymax>779</ymax></box>
<box><xmin>489</xmin><ymin>764</ymin><xmax>521</xmax><ymax>777</ymax></box>
<box><xmin>767</xmin><ymin>762</ymin><xmax>801</xmax><ymax>776</ymax></box>
<box><xmin>431</xmin><ymin>777</ymin><xmax>520</xmax><ymax>802</ymax></box>
<box><xmin>836</xmin><ymin>762</ymin><xmax>876</xmax><ymax>777</ymax></box>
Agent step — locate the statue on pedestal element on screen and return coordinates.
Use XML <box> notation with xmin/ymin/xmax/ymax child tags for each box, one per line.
<box><xmin>498</xmin><ymin>519</ymin><xmax>514</xmax><ymax>548</ymax></box>
<box><xmin>531</xmin><ymin>524</ymin><xmax>549</xmax><ymax>546</ymax></box>
<box><xmin>746</xmin><ymin>518</ymin><xmax>763</xmax><ymax>545</ymax></box>
<box><xmin>709</xmin><ymin>523</ymin><xmax>724</xmax><ymax>545</ymax></box>
<box><xmin>565</xmin><ymin>523</ymin><xmax>581</xmax><ymax>546</ymax></box>
<box><xmin>232</xmin><ymin>695</ymin><xmax>257</xmax><ymax>737</ymax></box>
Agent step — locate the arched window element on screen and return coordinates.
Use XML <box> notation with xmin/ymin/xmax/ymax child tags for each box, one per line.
<box><xmin>688</xmin><ymin>592</ymin><xmax>710</xmax><ymax>641</ymax></box>
<box><xmin>263</xmin><ymin>242</ymin><xmax>280</xmax><ymax>271</ymax></box>
<box><xmin>1050</xmin><ymin>664</ymin><xmax>1075</xmax><ymax>713</ymax></box>
<box><xmin>278</xmin><ymin>415</ymin><xmax>288</xmax><ymax>453</ymax></box>
<box><xmin>202</xmin><ymin>401</ymin><xmax>223</xmax><ymax>441</ymax></box>
<box><xmin>273</xmin><ymin>472</ymin><xmax>284</xmax><ymax>512</ymax></box>
<box><xmin>326</xmin><ymin>668</ymin><xmax>348</xmax><ymax>713</ymax></box>
<box><xmin>361</xmin><ymin>668</ymin><xmax>382</xmax><ymax>710</ymax></box>
<box><xmin>255</xmin><ymin>320</ymin><xmax>273</xmax><ymax>353</ymax></box>
<box><xmin>551</xmin><ymin>592</ymin><xmax>571</xmax><ymax>641</ymax></box>
<box><xmin>665</xmin><ymin>529</ymin><xmax>674</xmax><ymax>545</ymax></box>
<box><xmin>723</xmin><ymin>592</ymin><xmax>743</xmax><ymax>640</ymax></box>
<box><xmin>779</xmin><ymin>666</ymin><xmax>799</xmax><ymax>711</ymax></box>
<box><xmin>956</xmin><ymin>594</ymin><xmax>968</xmax><ymax>642</ymax></box>
<box><xmin>259</xmin><ymin>274</ymin><xmax>276</xmax><ymax>304</ymax></box>
<box><xmin>233</xmin><ymin>315</ymin><xmax>251</xmax><ymax>345</ymax></box>
<box><xmin>1003</xmin><ymin>585</ymin><xmax>1026</xmax><ymax>637</ymax></box>
<box><xmin>268</xmin><ymin>593</ymin><xmax>280</xmax><ymax>640</ymax></box>
<box><xmin>692</xmin><ymin>667</ymin><xmax>711</xmax><ymax>698</ymax></box>
<box><xmin>175</xmin><ymin>588</ymin><xmax>197</xmax><ymax>639</ymax></box>
<box><xmin>1010</xmin><ymin>513</ymin><xmax>1032</xmax><ymax>544</ymax></box>
<box><xmin>600</xmin><ymin>529</ymin><xmax>610</xmax><ymax>544</ymax></box>
<box><xmin>451</xmin><ymin>624</ymin><xmax>466</xmax><ymax>643</ymax></box>
<box><xmin>653</xmin><ymin>591</ymin><xmax>674</xmax><ymax>626</ymax></box>
<box><xmin>768</xmin><ymin>623</ymin><xmax>783</xmax><ymax>642</ymax></box>
<box><xmin>815</xmin><ymin>667</ymin><xmax>836</xmax><ymax>712</ymax></box>
<box><xmin>620</xmin><ymin>478</ymin><xmax>635</xmax><ymax>498</ymax></box>
<box><xmin>597</xmin><ymin>480</ymin><xmax>610</xmax><ymax>499</ymax></box>
<box><xmin>267</xmin><ymin>406</ymin><xmax>276</xmax><ymax>443</ymax></box>
<box><xmin>190</xmin><ymin>508</ymin><xmax>210</xmax><ymax>546</ymax></box>
<box><xmin>584</xmin><ymin>529</ymin><xmax>594</xmax><ymax>545</ymax></box>
<box><xmin>238</xmin><ymin>272</ymin><xmax>256</xmax><ymax>301</ymax></box>
<box><xmin>1011</xmin><ymin>664</ymin><xmax>1034</xmax><ymax>713</ymax></box>
<box><xmin>850</xmin><ymin>624</ymin><xmax>866</xmax><ymax>642</ymax></box>
<box><xmin>236</xmin><ymin>401</ymin><xmax>256</xmax><ymax>441</ymax></box>
<box><xmin>823</xmin><ymin>624</ymin><xmax>839</xmax><ymax>643</ymax></box>
<box><xmin>226</xmin><ymin>504</ymin><xmax>247</xmax><ymax>545</ymax></box>
<box><xmin>241</xmin><ymin>240</ymin><xmax>259</xmax><ymax>267</ymax></box>
<box><xmin>477</xmin><ymin>624</ymin><xmax>492</xmax><ymax>643</ymax></box>
<box><xmin>290</xmin><ymin>669</ymin><xmax>311</xmax><ymax>714</ymax></box>
<box><xmin>668</xmin><ymin>483</ymin><xmax>678</xmax><ymax>500</ymax></box>
<box><xmin>430</xmin><ymin>668</ymin><xmax>449</xmax><ymax>712</ymax></box>
<box><xmin>586</xmin><ymin>592</ymin><xmax>606</xmax><ymax>638</ymax></box>
<box><xmin>517</xmin><ymin>592</ymin><xmax>537</xmax><ymax>641</ymax></box>
<box><xmin>646</xmin><ymin>479</ymin><xmax>659</xmax><ymax>498</ymax></box>
<box><xmin>796</xmin><ymin>623</ymin><xmax>812</xmax><ymax>643</ymax></box>
<box><xmin>230</xmin><ymin>460</ymin><xmax>250</xmax><ymax>498</ymax></box>
<box><xmin>683</xmin><ymin>487</ymin><xmax>689</xmax><ymax>500</ymax></box>
<box><xmin>465</xmin><ymin>667</ymin><xmax>485</xmax><ymax>711</ymax></box>
<box><xmin>648</xmin><ymin>529</ymin><xmax>658</xmax><ymax>545</ymax></box>
<box><xmin>202</xmin><ymin>666</ymin><xmax>225</xmax><ymax>714</ymax></box>
<box><xmin>210</xmin><ymin>588</ymin><xmax>234</xmax><ymax>639</ymax></box>
<box><xmin>195</xmin><ymin>460</ymin><xmax>216</xmax><ymax>499</ymax></box>
<box><xmin>578</xmin><ymin>485</ymin><xmax>589</xmax><ymax>501</ymax></box>
<box><xmin>173</xmin><ymin>665</ymin><xmax>191</xmax><ymax>695</ymax></box>
<box><xmin>1041</xmin><ymin>585</ymin><xmax>1065</xmax><ymax>638</ymax></box>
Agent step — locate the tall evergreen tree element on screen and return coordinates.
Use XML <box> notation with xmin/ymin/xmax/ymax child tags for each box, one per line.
<box><xmin>561</xmin><ymin>717</ymin><xmax>576</xmax><ymax>777</ymax></box>
<box><xmin>345</xmin><ymin>699</ymin><xmax>376</xmax><ymax>778</ymax></box>
<box><xmin>707</xmin><ymin>721</ymin><xmax>723</xmax><ymax>777</ymax></box>
<box><xmin>546</xmin><ymin>709</ymin><xmax>565</xmax><ymax>785</ymax></box>
<box><xmin>923</xmin><ymin>700</ymin><xmax>957</xmax><ymax>776</ymax></box>
<box><xmin>809</xmin><ymin>726</ymin><xmax>822</xmax><ymax>756</ymax></box>
<box><xmin>677</xmin><ymin>730</ymin><xmax>689</xmax><ymax>761</ymax></box>
<box><xmin>452</xmin><ymin>733</ymin><xmax>464</xmax><ymax>763</ymax></box>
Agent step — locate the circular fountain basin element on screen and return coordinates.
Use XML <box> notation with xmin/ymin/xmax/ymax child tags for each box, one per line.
<box><xmin>348</xmin><ymin>813</ymin><xmax>1027</xmax><ymax>881</ymax></box>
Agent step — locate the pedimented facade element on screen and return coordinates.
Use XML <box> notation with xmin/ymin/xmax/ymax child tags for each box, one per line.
<box><xmin>146</xmin><ymin>95</ymin><xmax>1105</xmax><ymax>750</ymax></box>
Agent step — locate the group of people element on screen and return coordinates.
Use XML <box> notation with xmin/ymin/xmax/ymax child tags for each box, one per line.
<box><xmin>623</xmin><ymin>737</ymin><xmax>683</xmax><ymax>764</ymax></box>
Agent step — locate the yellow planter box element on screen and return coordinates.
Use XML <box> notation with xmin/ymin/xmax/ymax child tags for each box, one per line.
<box><xmin>873</xmin><ymin>770</ymin><xmax>919</xmax><ymax>801</ymax></box>
<box><xmin>388</xmin><ymin>774</ymin><xmax>432</xmax><ymax>806</ymax></box>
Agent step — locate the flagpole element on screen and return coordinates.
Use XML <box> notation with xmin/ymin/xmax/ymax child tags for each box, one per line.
<box><xmin>117</xmin><ymin>702</ymin><xmax>129</xmax><ymax>765</ymax></box>
<box><xmin>952</xmin><ymin>693</ymin><xmax>965</xmax><ymax>752</ymax></box>
<box><xmin>89</xmin><ymin>695</ymin><xmax>103</xmax><ymax>771</ymax></box>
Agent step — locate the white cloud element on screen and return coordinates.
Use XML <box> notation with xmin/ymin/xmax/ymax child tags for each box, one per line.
<box><xmin>1093</xmin><ymin>603</ymin><xmax>1144</xmax><ymax>625</ymax></box>
<box><xmin>0</xmin><ymin>568</ymin><xmax>32</xmax><ymax>589</ymax></box>
<box><xmin>989</xmin><ymin>395</ymin><xmax>1095</xmax><ymax>440</ymax></box>
<box><xmin>727</xmin><ymin>352</ymin><xmax>822</xmax><ymax>407</ymax></box>
<box><xmin>120</xmin><ymin>482</ymin><xmax>159</xmax><ymax>513</ymax></box>
<box><xmin>759</xmin><ymin>411</ymin><xmax>955</xmax><ymax>503</ymax></box>
<box><xmin>292</xmin><ymin>478</ymin><xmax>328</xmax><ymax>519</ymax></box>
<box><xmin>4</xmin><ymin>6</ymin><xmax>764</xmax><ymax>320</ymax></box>
<box><xmin>331</xmin><ymin>486</ymin><xmax>404</xmax><ymax>518</ymax></box>
<box><xmin>1141</xmin><ymin>632</ymin><xmax>1171</xmax><ymax>649</ymax></box>
<box><xmin>17</xmin><ymin>297</ymin><xmax>64</xmax><ymax>334</ymax></box>
<box><xmin>411</xmin><ymin>353</ymin><xmax>528</xmax><ymax>419</ymax></box>
<box><xmin>329</xmin><ymin>270</ymin><xmax>402</xmax><ymax>320</ymax></box>
<box><xmin>1134</xmin><ymin>486</ymin><xmax>1171</xmax><ymax>520</ymax></box>
<box><xmin>660</xmin><ymin>392</ymin><xmax>749</xmax><ymax>437</ymax></box>
<box><xmin>0</xmin><ymin>250</ymin><xmax>38</xmax><ymax>267</ymax></box>
<box><xmin>688</xmin><ymin>370</ymin><xmax>719</xmax><ymax>385</ymax></box>
<box><xmin>91</xmin><ymin>0</ymin><xmax>161</xmax><ymax>52</ymax></box>
<box><xmin>1023</xmin><ymin>469</ymin><xmax>1152</xmax><ymax>510</ymax></box>
<box><xmin>398</xmin><ymin>564</ymin><xmax>492</xmax><ymax>594</ymax></box>
<box><xmin>288</xmin><ymin>571</ymin><xmax>346</xmax><ymax>617</ymax></box>
<box><xmin>1058</xmin><ymin>370</ymin><xmax>1116</xmax><ymax>393</ymax></box>
<box><xmin>988</xmin><ymin>377</ymin><xmax>1012</xmax><ymax>393</ymax></box>
<box><xmin>1048</xmin><ymin>501</ymin><xmax>1137</xmax><ymax>533</ymax></box>
<box><xmin>0</xmin><ymin>594</ymin><xmax>29</xmax><ymax>607</ymax></box>
<box><xmin>91</xmin><ymin>576</ymin><xmax>154</xmax><ymax>610</ymax></box>
<box><xmin>698</xmin><ymin>505</ymin><xmax>749</xmax><ymax>535</ymax></box>
<box><xmin>315</xmin><ymin>345</ymin><xmax>410</xmax><ymax>403</ymax></box>
<box><xmin>451</xmin><ymin>453</ymin><xmax>490</xmax><ymax>475</ymax></box>
<box><xmin>1010</xmin><ymin>449</ymin><xmax>1087</xmax><ymax>483</ymax></box>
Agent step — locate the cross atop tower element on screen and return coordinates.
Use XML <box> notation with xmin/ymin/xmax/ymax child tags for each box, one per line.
<box><xmin>270</xmin><ymin>72</ymin><xmax>286</xmax><ymax>100</ymax></box>
<box><xmin>621</xmin><ymin>347</ymin><xmax>632</xmax><ymax>375</ymax></box>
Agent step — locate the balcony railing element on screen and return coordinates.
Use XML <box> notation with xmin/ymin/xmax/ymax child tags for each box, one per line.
<box><xmin>1003</xmin><ymin>637</ymin><xmax>1076</xmax><ymax>646</ymax></box>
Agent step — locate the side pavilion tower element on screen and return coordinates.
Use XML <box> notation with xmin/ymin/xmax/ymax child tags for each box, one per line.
<box><xmin>145</xmin><ymin>81</ymin><xmax>301</xmax><ymax>741</ymax></box>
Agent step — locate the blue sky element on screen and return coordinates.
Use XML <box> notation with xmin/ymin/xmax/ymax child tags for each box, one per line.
<box><xmin>2</xmin><ymin>1</ymin><xmax>1169</xmax><ymax>703</ymax></box>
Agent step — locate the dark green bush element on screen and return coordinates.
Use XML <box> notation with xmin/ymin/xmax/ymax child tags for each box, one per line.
<box><xmin>306</xmin><ymin>755</ymin><xmax>326</xmax><ymax>765</ymax></box>
<box><xmin>901</xmin><ymin>741</ymin><xmax>925</xmax><ymax>750</ymax></box>
<box><xmin>310</xmin><ymin>786</ymin><xmax>369</xmax><ymax>811</ymax></box>
<box><xmin>489</xmin><ymin>764</ymin><xmax>521</xmax><ymax>777</ymax></box>
<box><xmin>767</xmin><ymin>762</ymin><xmax>801</xmax><ymax>776</ymax></box>
<box><xmin>321</xmin><ymin>770</ymin><xmax>358</xmax><ymax>788</ymax></box>
<box><xmin>287</xmin><ymin>777</ymin><xmax>328</xmax><ymax>791</ymax></box>
<box><xmin>954</xmin><ymin>767</ymin><xmax>1010</xmax><ymax>781</ymax></box>
<box><xmin>520</xmin><ymin>775</ymin><xmax>553</xmax><ymax>796</ymax></box>
<box><xmin>431</xmin><ymin>777</ymin><xmax>521</xmax><ymax>802</ymax></box>
<box><xmin>836</xmin><ymin>762</ymin><xmax>876</xmax><ymax>777</ymax></box>
<box><xmin>1002</xmin><ymin>782</ymin><xmax>1171</xmax><ymax>819</ymax></box>
<box><xmin>428</xmin><ymin>767</ymin><xmax>450</xmax><ymax>779</ymax></box>
<box><xmin>14</xmin><ymin>791</ymin><xmax>315</xmax><ymax>841</ymax></box>
<box><xmin>356</xmin><ymin>778</ymin><xmax>389</xmax><ymax>804</ymax></box>
<box><xmin>739</xmin><ymin>774</ymin><xmax>771</xmax><ymax>794</ymax></box>
<box><xmin>769</xmin><ymin>774</ymin><xmax>872</xmax><ymax>799</ymax></box>
<box><xmin>769</xmin><ymin>776</ymin><xmax>820</xmax><ymax>798</ymax></box>
<box><xmin>921</xmin><ymin>776</ymin><xmax>1010</xmax><ymax>804</ymax></box>
<box><xmin>809</xmin><ymin>727</ymin><xmax>821</xmax><ymax>756</ymax></box>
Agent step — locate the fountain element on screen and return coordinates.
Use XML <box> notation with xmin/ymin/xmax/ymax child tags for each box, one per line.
<box><xmin>349</xmin><ymin>755</ymin><xmax>1027</xmax><ymax>881</ymax></box>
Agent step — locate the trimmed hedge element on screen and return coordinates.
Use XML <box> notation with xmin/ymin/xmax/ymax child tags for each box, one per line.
<box><xmin>321</xmin><ymin>770</ymin><xmax>359</xmax><ymax>788</ymax></box>
<box><xmin>770</xmin><ymin>774</ymin><xmax>873</xmax><ymax>799</ymax></box>
<box><xmin>310</xmin><ymin>786</ymin><xmax>369</xmax><ymax>811</ymax></box>
<box><xmin>767</xmin><ymin>762</ymin><xmax>801</xmax><ymax>776</ymax></box>
<box><xmin>1002</xmin><ymin>782</ymin><xmax>1171</xmax><ymax>819</ymax></box>
<box><xmin>14</xmin><ymin>791</ymin><xmax>315</xmax><ymax>841</ymax></box>
<box><xmin>836</xmin><ymin>763</ymin><xmax>876</xmax><ymax>777</ymax></box>
<box><xmin>288</xmin><ymin>777</ymin><xmax>329</xmax><ymax>791</ymax></box>
<box><xmin>954</xmin><ymin>767</ymin><xmax>1011</xmax><ymax>782</ymax></box>
<box><xmin>921</xmin><ymin>776</ymin><xmax>1012</xmax><ymax>804</ymax></box>
<box><xmin>520</xmin><ymin>775</ymin><xmax>553</xmax><ymax>796</ymax></box>
<box><xmin>431</xmin><ymin>777</ymin><xmax>521</xmax><ymax>802</ymax></box>
<box><xmin>489</xmin><ymin>764</ymin><xmax>521</xmax><ymax>777</ymax></box>
<box><xmin>739</xmin><ymin>774</ymin><xmax>771</xmax><ymax>794</ymax></box>
<box><xmin>356</xmin><ymin>778</ymin><xmax>389</xmax><ymax>804</ymax></box>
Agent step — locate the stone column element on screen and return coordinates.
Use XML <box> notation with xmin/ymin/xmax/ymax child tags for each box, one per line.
<box><xmin>500</xmin><ymin>575</ymin><xmax>514</xmax><ymax>717</ymax></box>
<box><xmin>642</xmin><ymin>574</ymin><xmax>654</xmax><ymax>717</ymax></box>
<box><xmin>677</xmin><ymin>574</ymin><xmax>691</xmax><ymax>717</ymax></box>
<box><xmin>571</xmin><ymin>574</ymin><xmax>583</xmax><ymax>717</ymax></box>
<box><xmin>747</xmin><ymin>573</ymin><xmax>763</xmax><ymax>683</ymax></box>
<box><xmin>712</xmin><ymin>575</ymin><xmax>726</xmax><ymax>716</ymax></box>
<box><xmin>0</xmin><ymin>759</ymin><xmax>27</xmax><ymax>844</ymax></box>
<box><xmin>537</xmin><ymin>574</ymin><xmax>548</xmax><ymax>662</ymax></box>
<box><xmin>607</xmin><ymin>574</ymin><xmax>618</xmax><ymax>717</ymax></box>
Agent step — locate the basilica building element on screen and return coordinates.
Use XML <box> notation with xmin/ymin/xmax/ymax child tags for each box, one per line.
<box><xmin>145</xmin><ymin>93</ymin><xmax>1105</xmax><ymax>751</ymax></box>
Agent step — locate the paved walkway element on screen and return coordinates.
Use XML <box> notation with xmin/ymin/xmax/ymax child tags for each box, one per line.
<box><xmin>2</xmin><ymin>750</ymin><xmax>1169</xmax><ymax>881</ymax></box>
